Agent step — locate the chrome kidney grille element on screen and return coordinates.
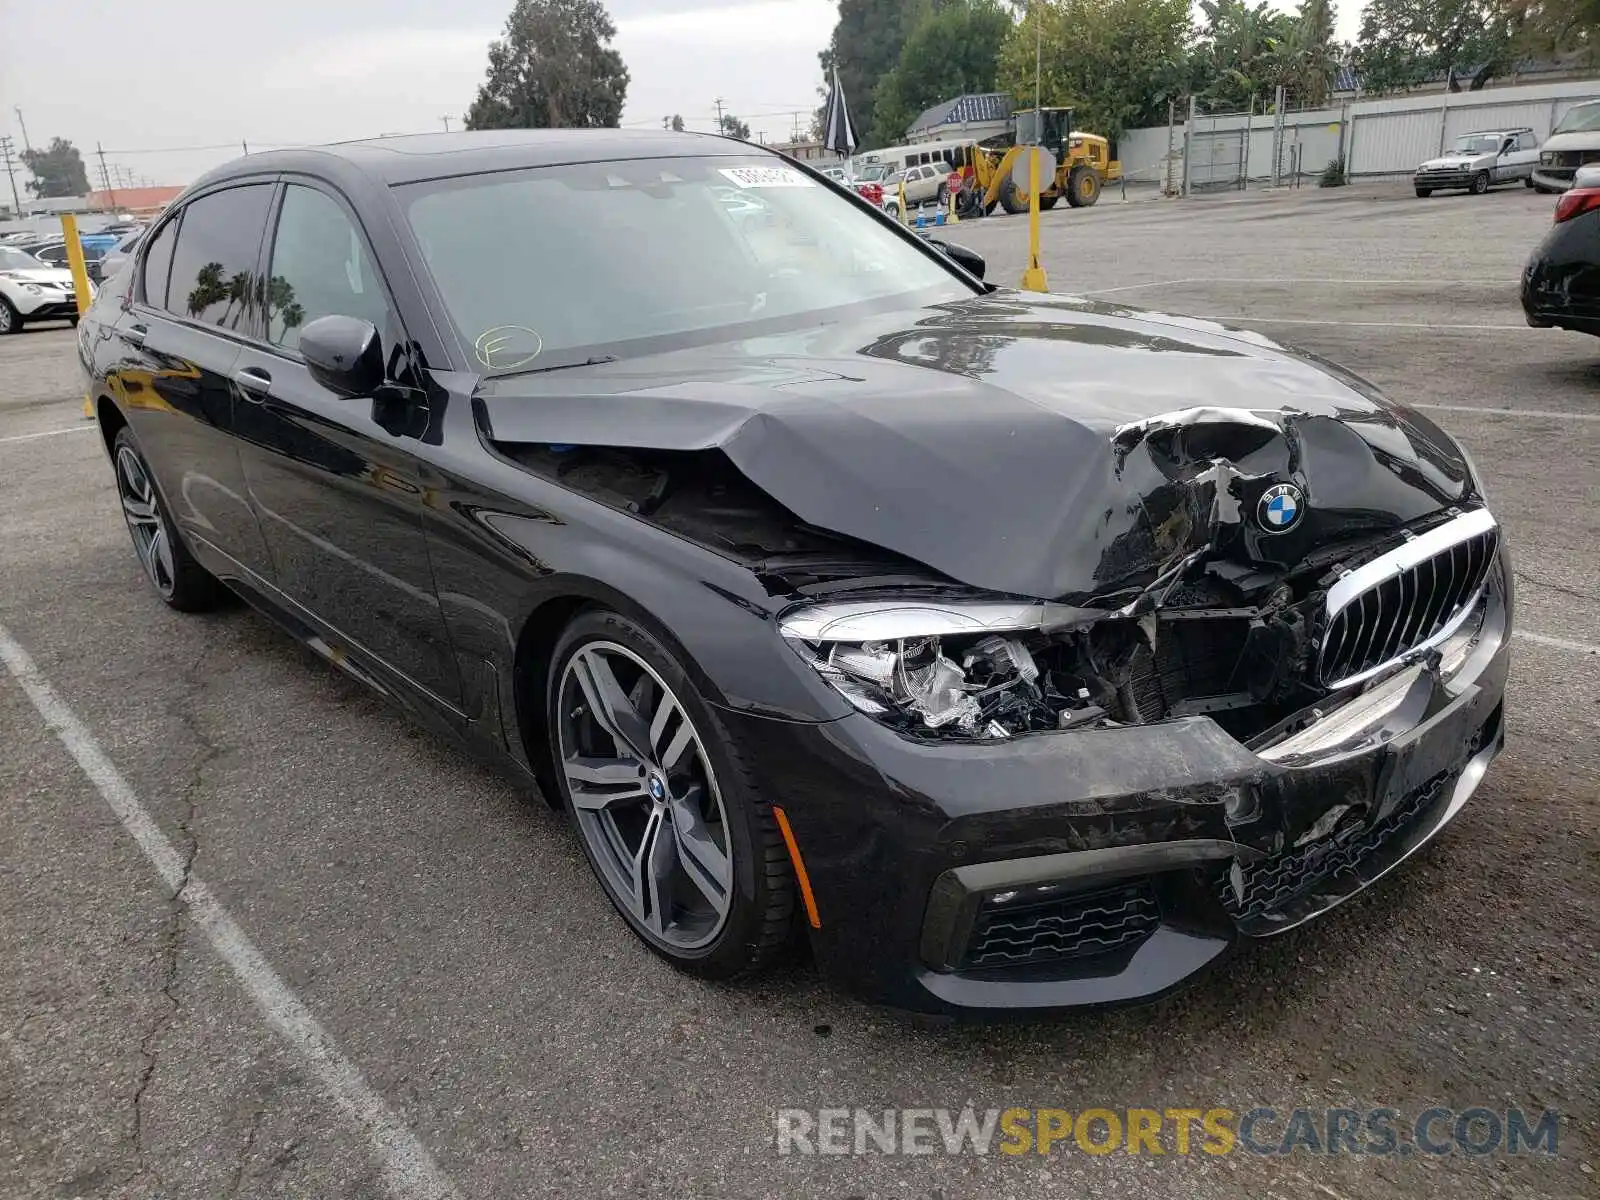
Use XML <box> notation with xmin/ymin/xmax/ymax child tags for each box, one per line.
<box><xmin>1317</xmin><ymin>509</ymin><xmax>1499</xmax><ymax>689</ymax></box>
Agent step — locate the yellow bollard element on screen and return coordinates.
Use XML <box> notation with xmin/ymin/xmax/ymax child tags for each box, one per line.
<box><xmin>948</xmin><ymin>180</ymin><xmax>960</xmax><ymax>224</ymax></box>
<box><xmin>897</xmin><ymin>178</ymin><xmax>907</xmax><ymax>224</ymax></box>
<box><xmin>1020</xmin><ymin>149</ymin><xmax>1048</xmax><ymax>292</ymax></box>
<box><xmin>61</xmin><ymin>214</ymin><xmax>99</xmax><ymax>418</ymax></box>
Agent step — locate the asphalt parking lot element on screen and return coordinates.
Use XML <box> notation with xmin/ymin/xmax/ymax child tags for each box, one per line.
<box><xmin>2</xmin><ymin>181</ymin><xmax>1596</xmax><ymax>1200</ymax></box>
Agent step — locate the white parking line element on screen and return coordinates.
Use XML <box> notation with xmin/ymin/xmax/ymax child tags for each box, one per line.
<box><xmin>1515</xmin><ymin>630</ymin><xmax>1600</xmax><ymax>656</ymax></box>
<box><xmin>1413</xmin><ymin>403</ymin><xmax>1600</xmax><ymax>423</ymax></box>
<box><xmin>0</xmin><ymin>424</ymin><xmax>95</xmax><ymax>445</ymax></box>
<box><xmin>1082</xmin><ymin>278</ymin><xmax>1521</xmax><ymax>296</ymax></box>
<box><xmin>0</xmin><ymin>622</ymin><xmax>462</xmax><ymax>1200</ymax></box>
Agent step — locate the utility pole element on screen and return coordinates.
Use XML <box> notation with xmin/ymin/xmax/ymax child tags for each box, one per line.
<box><xmin>241</xmin><ymin>139</ymin><xmax>250</xmax><ymax>156</ymax></box>
<box><xmin>0</xmin><ymin>138</ymin><xmax>20</xmax><ymax>216</ymax></box>
<box><xmin>1033</xmin><ymin>0</ymin><xmax>1042</xmax><ymax>121</ymax></box>
<box><xmin>713</xmin><ymin>97</ymin><xmax>725</xmax><ymax>134</ymax></box>
<box><xmin>441</xmin><ymin>115</ymin><xmax>453</xmax><ymax>132</ymax></box>
<box><xmin>0</xmin><ymin>136</ymin><xmax>20</xmax><ymax>215</ymax></box>
<box><xmin>96</xmin><ymin>142</ymin><xmax>117</xmax><ymax>210</ymax></box>
<box><xmin>14</xmin><ymin>108</ymin><xmax>30</xmax><ymax>151</ymax></box>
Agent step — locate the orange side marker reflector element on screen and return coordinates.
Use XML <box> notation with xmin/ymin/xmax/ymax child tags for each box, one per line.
<box><xmin>772</xmin><ymin>805</ymin><xmax>821</xmax><ymax>929</ymax></box>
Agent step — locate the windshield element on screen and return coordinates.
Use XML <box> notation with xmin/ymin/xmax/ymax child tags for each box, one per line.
<box><xmin>401</xmin><ymin>156</ymin><xmax>969</xmax><ymax>371</ymax></box>
<box><xmin>1451</xmin><ymin>135</ymin><xmax>1504</xmax><ymax>155</ymax></box>
<box><xmin>0</xmin><ymin>247</ymin><xmax>44</xmax><ymax>270</ymax></box>
<box><xmin>1553</xmin><ymin>102</ymin><xmax>1600</xmax><ymax>135</ymax></box>
<box><xmin>857</xmin><ymin>163</ymin><xmax>890</xmax><ymax>181</ymax></box>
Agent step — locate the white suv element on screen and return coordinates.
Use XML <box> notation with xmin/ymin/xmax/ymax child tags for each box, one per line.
<box><xmin>0</xmin><ymin>245</ymin><xmax>85</xmax><ymax>333</ymax></box>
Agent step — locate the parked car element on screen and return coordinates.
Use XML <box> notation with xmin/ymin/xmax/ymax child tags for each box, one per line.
<box><xmin>882</xmin><ymin>162</ymin><xmax>957</xmax><ymax>215</ymax></box>
<box><xmin>0</xmin><ymin>244</ymin><xmax>84</xmax><ymax>332</ymax></box>
<box><xmin>27</xmin><ymin>240</ymin><xmax>110</xmax><ymax>277</ymax></box>
<box><xmin>1414</xmin><ymin>128</ymin><xmax>1539</xmax><ymax>196</ymax></box>
<box><xmin>1522</xmin><ymin>163</ymin><xmax>1600</xmax><ymax>336</ymax></box>
<box><xmin>80</xmin><ymin>131</ymin><xmax>1509</xmax><ymax>1014</ymax></box>
<box><xmin>1532</xmin><ymin>100</ymin><xmax>1600</xmax><ymax>192</ymax></box>
<box><xmin>95</xmin><ymin>227</ymin><xmax>146</xmax><ymax>284</ymax></box>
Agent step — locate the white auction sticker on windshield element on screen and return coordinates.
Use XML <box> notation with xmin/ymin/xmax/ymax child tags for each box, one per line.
<box><xmin>718</xmin><ymin>166</ymin><xmax>815</xmax><ymax>189</ymax></box>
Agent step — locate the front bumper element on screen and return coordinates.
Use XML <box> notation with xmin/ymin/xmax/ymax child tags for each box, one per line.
<box><xmin>1414</xmin><ymin>169</ymin><xmax>1482</xmax><ymax>190</ymax></box>
<box><xmin>732</xmin><ymin>575</ymin><xmax>1511</xmax><ymax>1013</ymax></box>
<box><xmin>13</xmin><ymin>293</ymin><xmax>78</xmax><ymax>321</ymax></box>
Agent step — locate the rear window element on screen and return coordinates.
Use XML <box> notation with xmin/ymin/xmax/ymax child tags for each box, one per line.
<box><xmin>1553</xmin><ymin>102</ymin><xmax>1600</xmax><ymax>135</ymax></box>
<box><xmin>165</xmin><ymin>184</ymin><xmax>273</xmax><ymax>327</ymax></box>
<box><xmin>401</xmin><ymin>155</ymin><xmax>968</xmax><ymax>372</ymax></box>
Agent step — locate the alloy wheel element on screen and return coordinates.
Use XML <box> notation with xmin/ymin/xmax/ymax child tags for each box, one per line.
<box><xmin>557</xmin><ymin>641</ymin><xmax>734</xmax><ymax>951</ymax></box>
<box><xmin>0</xmin><ymin>301</ymin><xmax>14</xmax><ymax>334</ymax></box>
<box><xmin>115</xmin><ymin>445</ymin><xmax>176</xmax><ymax>598</ymax></box>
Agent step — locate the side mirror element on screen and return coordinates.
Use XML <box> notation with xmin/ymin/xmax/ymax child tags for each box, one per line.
<box><xmin>299</xmin><ymin>315</ymin><xmax>384</xmax><ymax>397</ymax></box>
<box><xmin>932</xmin><ymin>238</ymin><xmax>986</xmax><ymax>280</ymax></box>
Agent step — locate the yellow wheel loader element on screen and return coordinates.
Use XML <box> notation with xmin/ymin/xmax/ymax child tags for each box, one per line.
<box><xmin>968</xmin><ymin>107</ymin><xmax>1120</xmax><ymax>215</ymax></box>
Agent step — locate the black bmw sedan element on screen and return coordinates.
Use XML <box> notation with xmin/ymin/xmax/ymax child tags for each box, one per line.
<box><xmin>78</xmin><ymin>131</ymin><xmax>1511</xmax><ymax>1013</ymax></box>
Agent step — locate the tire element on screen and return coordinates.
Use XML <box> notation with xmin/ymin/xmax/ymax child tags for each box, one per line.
<box><xmin>1038</xmin><ymin>194</ymin><xmax>1059</xmax><ymax>211</ymax></box>
<box><xmin>998</xmin><ymin>178</ymin><xmax>1027</xmax><ymax>215</ymax></box>
<box><xmin>1533</xmin><ymin>182</ymin><xmax>1557</xmax><ymax>194</ymax></box>
<box><xmin>1065</xmin><ymin>164</ymin><xmax>1101</xmax><ymax>207</ymax></box>
<box><xmin>548</xmin><ymin>608</ymin><xmax>796</xmax><ymax>980</ymax></box>
<box><xmin>1524</xmin><ymin>176</ymin><xmax>1535</xmax><ymax>188</ymax></box>
<box><xmin>111</xmin><ymin>427</ymin><xmax>225</xmax><ymax>611</ymax></box>
<box><xmin>1471</xmin><ymin>171</ymin><xmax>1490</xmax><ymax>195</ymax></box>
<box><xmin>0</xmin><ymin>296</ymin><xmax>20</xmax><ymax>335</ymax></box>
<box><xmin>1415</xmin><ymin>187</ymin><xmax>1431</xmax><ymax>197</ymax></box>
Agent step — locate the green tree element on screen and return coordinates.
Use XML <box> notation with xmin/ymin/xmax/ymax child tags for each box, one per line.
<box><xmin>718</xmin><ymin>114</ymin><xmax>753</xmax><ymax>140</ymax></box>
<box><xmin>466</xmin><ymin>0</ymin><xmax>629</xmax><ymax>129</ymax></box>
<box><xmin>998</xmin><ymin>0</ymin><xmax>1190</xmax><ymax>140</ymax></box>
<box><xmin>1508</xmin><ymin>0</ymin><xmax>1600</xmax><ymax>61</ymax></box>
<box><xmin>1352</xmin><ymin>0</ymin><xmax>1513</xmax><ymax>94</ymax></box>
<box><xmin>818</xmin><ymin>0</ymin><xmax>920</xmax><ymax>148</ymax></box>
<box><xmin>1282</xmin><ymin>0</ymin><xmax>1340</xmax><ymax>106</ymax></box>
<box><xmin>19</xmin><ymin>138</ymin><xmax>90</xmax><ymax>198</ymax></box>
<box><xmin>871</xmin><ymin>0</ymin><xmax>1013</xmax><ymax>144</ymax></box>
<box><xmin>1188</xmin><ymin>0</ymin><xmax>1298</xmax><ymax>110</ymax></box>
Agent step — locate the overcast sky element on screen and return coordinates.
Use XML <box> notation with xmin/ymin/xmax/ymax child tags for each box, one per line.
<box><xmin>1</xmin><ymin>0</ymin><xmax>1364</xmax><ymax>193</ymax></box>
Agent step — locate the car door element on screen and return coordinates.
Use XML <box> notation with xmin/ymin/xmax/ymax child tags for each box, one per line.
<box><xmin>1509</xmin><ymin>131</ymin><xmax>1539</xmax><ymax>178</ymax></box>
<box><xmin>231</xmin><ymin>179</ymin><xmax>461</xmax><ymax>709</ymax></box>
<box><xmin>110</xmin><ymin>183</ymin><xmax>278</xmax><ymax>582</ymax></box>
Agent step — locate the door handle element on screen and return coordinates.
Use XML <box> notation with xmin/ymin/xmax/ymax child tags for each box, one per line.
<box><xmin>119</xmin><ymin>324</ymin><xmax>147</xmax><ymax>348</ymax></box>
<box><xmin>233</xmin><ymin>367</ymin><xmax>272</xmax><ymax>400</ymax></box>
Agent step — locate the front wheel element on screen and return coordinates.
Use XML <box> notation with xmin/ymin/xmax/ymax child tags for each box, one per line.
<box><xmin>112</xmin><ymin>427</ymin><xmax>225</xmax><ymax>611</ymax></box>
<box><xmin>1471</xmin><ymin>171</ymin><xmax>1491</xmax><ymax>194</ymax></box>
<box><xmin>549</xmin><ymin>609</ymin><xmax>797</xmax><ymax>979</ymax></box>
<box><xmin>0</xmin><ymin>296</ymin><xmax>20</xmax><ymax>335</ymax></box>
<box><xmin>1415</xmin><ymin>186</ymin><xmax>1432</xmax><ymax>198</ymax></box>
<box><xmin>1524</xmin><ymin>176</ymin><xmax>1535</xmax><ymax>188</ymax></box>
<box><xmin>1065</xmin><ymin>164</ymin><xmax>1100</xmax><ymax>207</ymax></box>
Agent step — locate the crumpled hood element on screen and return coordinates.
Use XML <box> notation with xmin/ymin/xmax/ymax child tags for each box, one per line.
<box><xmin>476</xmin><ymin>292</ymin><xmax>1474</xmax><ymax>601</ymax></box>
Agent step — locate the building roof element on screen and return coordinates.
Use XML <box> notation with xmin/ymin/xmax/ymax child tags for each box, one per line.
<box><xmin>908</xmin><ymin>93</ymin><xmax>1012</xmax><ymax>138</ymax></box>
<box><xmin>86</xmin><ymin>186</ymin><xmax>184</xmax><ymax>211</ymax></box>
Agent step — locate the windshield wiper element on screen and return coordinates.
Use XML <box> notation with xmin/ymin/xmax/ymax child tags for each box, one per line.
<box><xmin>497</xmin><ymin>354</ymin><xmax>619</xmax><ymax>379</ymax></box>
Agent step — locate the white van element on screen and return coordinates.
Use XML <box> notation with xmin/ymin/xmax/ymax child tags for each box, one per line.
<box><xmin>1533</xmin><ymin>99</ymin><xmax>1600</xmax><ymax>192</ymax></box>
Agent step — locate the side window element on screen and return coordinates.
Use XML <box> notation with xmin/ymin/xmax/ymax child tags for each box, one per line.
<box><xmin>264</xmin><ymin>184</ymin><xmax>392</xmax><ymax>352</ymax></box>
<box><xmin>1518</xmin><ymin>132</ymin><xmax>1536</xmax><ymax>151</ymax></box>
<box><xmin>140</xmin><ymin>217</ymin><xmax>178</xmax><ymax>309</ymax></box>
<box><xmin>166</xmin><ymin>184</ymin><xmax>273</xmax><ymax>328</ymax></box>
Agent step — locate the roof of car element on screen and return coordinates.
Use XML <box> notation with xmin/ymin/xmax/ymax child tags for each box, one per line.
<box><xmin>190</xmin><ymin>129</ymin><xmax>763</xmax><ymax>191</ymax></box>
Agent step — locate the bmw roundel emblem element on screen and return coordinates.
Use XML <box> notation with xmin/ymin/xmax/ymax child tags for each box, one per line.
<box><xmin>1257</xmin><ymin>483</ymin><xmax>1305</xmax><ymax>533</ymax></box>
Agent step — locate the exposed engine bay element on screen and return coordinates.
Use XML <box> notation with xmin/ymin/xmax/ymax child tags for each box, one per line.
<box><xmin>496</xmin><ymin>439</ymin><xmax>1491</xmax><ymax>745</ymax></box>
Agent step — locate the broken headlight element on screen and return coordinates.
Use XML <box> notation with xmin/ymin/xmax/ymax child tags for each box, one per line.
<box><xmin>780</xmin><ymin>600</ymin><xmax>1099</xmax><ymax>740</ymax></box>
